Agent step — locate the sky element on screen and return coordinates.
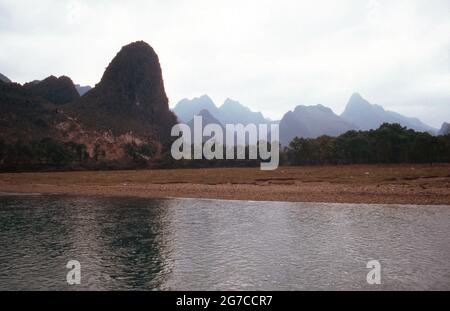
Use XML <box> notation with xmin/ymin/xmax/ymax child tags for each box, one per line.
<box><xmin>0</xmin><ymin>0</ymin><xmax>448</xmax><ymax>127</ymax></box>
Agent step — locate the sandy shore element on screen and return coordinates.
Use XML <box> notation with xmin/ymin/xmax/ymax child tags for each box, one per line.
<box><xmin>0</xmin><ymin>165</ymin><xmax>449</xmax><ymax>205</ymax></box>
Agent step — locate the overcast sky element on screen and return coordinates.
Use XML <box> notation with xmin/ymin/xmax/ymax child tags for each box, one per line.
<box><xmin>0</xmin><ymin>0</ymin><xmax>448</xmax><ymax>127</ymax></box>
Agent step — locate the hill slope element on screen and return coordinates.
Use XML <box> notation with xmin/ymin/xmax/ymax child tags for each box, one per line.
<box><xmin>24</xmin><ymin>75</ymin><xmax>80</xmax><ymax>105</ymax></box>
<box><xmin>173</xmin><ymin>95</ymin><xmax>269</xmax><ymax>125</ymax></box>
<box><xmin>0</xmin><ymin>82</ymin><xmax>65</xmax><ymax>142</ymax></box>
<box><xmin>0</xmin><ymin>73</ymin><xmax>11</xmax><ymax>83</ymax></box>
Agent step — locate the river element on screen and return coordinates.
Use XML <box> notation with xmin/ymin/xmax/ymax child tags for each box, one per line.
<box><xmin>0</xmin><ymin>195</ymin><xmax>449</xmax><ymax>290</ymax></box>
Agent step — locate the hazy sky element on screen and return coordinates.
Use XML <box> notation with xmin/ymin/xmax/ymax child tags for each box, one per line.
<box><xmin>0</xmin><ymin>0</ymin><xmax>448</xmax><ymax>127</ymax></box>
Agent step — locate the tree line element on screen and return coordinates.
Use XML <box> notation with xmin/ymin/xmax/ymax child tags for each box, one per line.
<box><xmin>0</xmin><ymin>138</ymin><xmax>156</xmax><ymax>171</ymax></box>
<box><xmin>0</xmin><ymin>123</ymin><xmax>449</xmax><ymax>171</ymax></box>
<box><xmin>159</xmin><ymin>123</ymin><xmax>450</xmax><ymax>167</ymax></box>
<box><xmin>285</xmin><ymin>123</ymin><xmax>450</xmax><ymax>165</ymax></box>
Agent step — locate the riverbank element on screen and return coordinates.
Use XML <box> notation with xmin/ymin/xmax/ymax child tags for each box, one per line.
<box><xmin>0</xmin><ymin>164</ymin><xmax>449</xmax><ymax>205</ymax></box>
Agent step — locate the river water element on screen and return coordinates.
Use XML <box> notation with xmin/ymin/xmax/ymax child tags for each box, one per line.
<box><xmin>0</xmin><ymin>195</ymin><xmax>449</xmax><ymax>290</ymax></box>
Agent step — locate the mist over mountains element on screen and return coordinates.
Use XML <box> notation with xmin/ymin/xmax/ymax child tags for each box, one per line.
<box><xmin>279</xmin><ymin>104</ymin><xmax>356</xmax><ymax>146</ymax></box>
<box><xmin>186</xmin><ymin>109</ymin><xmax>226</xmax><ymax>143</ymax></box>
<box><xmin>173</xmin><ymin>95</ymin><xmax>270</xmax><ymax>126</ymax></box>
<box><xmin>173</xmin><ymin>92</ymin><xmax>441</xmax><ymax>146</ymax></box>
<box><xmin>75</xmin><ymin>84</ymin><xmax>92</xmax><ymax>96</ymax></box>
<box><xmin>341</xmin><ymin>93</ymin><xmax>436</xmax><ymax>133</ymax></box>
<box><xmin>439</xmin><ymin>123</ymin><xmax>450</xmax><ymax>136</ymax></box>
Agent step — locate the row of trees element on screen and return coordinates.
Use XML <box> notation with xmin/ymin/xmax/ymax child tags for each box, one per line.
<box><xmin>285</xmin><ymin>123</ymin><xmax>450</xmax><ymax>165</ymax></box>
<box><xmin>0</xmin><ymin>139</ymin><xmax>155</xmax><ymax>171</ymax></box>
<box><xmin>1</xmin><ymin>123</ymin><xmax>449</xmax><ymax>171</ymax></box>
<box><xmin>157</xmin><ymin>144</ymin><xmax>264</xmax><ymax>169</ymax></box>
<box><xmin>0</xmin><ymin>138</ymin><xmax>89</xmax><ymax>166</ymax></box>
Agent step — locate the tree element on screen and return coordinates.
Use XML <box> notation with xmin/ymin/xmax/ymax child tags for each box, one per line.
<box><xmin>93</xmin><ymin>144</ymin><xmax>105</xmax><ymax>162</ymax></box>
<box><xmin>411</xmin><ymin>133</ymin><xmax>436</xmax><ymax>164</ymax></box>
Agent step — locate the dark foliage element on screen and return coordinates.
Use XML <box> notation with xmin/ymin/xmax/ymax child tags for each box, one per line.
<box><xmin>0</xmin><ymin>138</ymin><xmax>88</xmax><ymax>168</ymax></box>
<box><xmin>1</xmin><ymin>123</ymin><xmax>448</xmax><ymax>172</ymax></box>
<box><xmin>285</xmin><ymin>123</ymin><xmax>450</xmax><ymax>165</ymax></box>
<box><xmin>24</xmin><ymin>76</ymin><xmax>80</xmax><ymax>105</ymax></box>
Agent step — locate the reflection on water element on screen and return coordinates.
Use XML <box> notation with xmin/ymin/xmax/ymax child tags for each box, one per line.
<box><xmin>0</xmin><ymin>195</ymin><xmax>449</xmax><ymax>290</ymax></box>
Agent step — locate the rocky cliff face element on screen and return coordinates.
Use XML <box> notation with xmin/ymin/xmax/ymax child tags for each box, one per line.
<box><xmin>66</xmin><ymin>41</ymin><xmax>177</xmax><ymax>144</ymax></box>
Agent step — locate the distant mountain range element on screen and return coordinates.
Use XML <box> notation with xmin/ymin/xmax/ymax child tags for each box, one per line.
<box><xmin>278</xmin><ymin>93</ymin><xmax>440</xmax><ymax>145</ymax></box>
<box><xmin>173</xmin><ymin>95</ymin><xmax>270</xmax><ymax>125</ymax></box>
<box><xmin>439</xmin><ymin>122</ymin><xmax>450</xmax><ymax>136</ymax></box>
<box><xmin>75</xmin><ymin>84</ymin><xmax>92</xmax><ymax>96</ymax></box>
<box><xmin>279</xmin><ymin>104</ymin><xmax>356</xmax><ymax>146</ymax></box>
<box><xmin>173</xmin><ymin>92</ymin><xmax>440</xmax><ymax>146</ymax></box>
<box><xmin>186</xmin><ymin>109</ymin><xmax>226</xmax><ymax>143</ymax></box>
<box><xmin>341</xmin><ymin>93</ymin><xmax>436</xmax><ymax>133</ymax></box>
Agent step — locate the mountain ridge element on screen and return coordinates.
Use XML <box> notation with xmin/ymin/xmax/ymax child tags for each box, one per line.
<box><xmin>173</xmin><ymin>95</ymin><xmax>269</xmax><ymax>125</ymax></box>
<box><xmin>341</xmin><ymin>93</ymin><xmax>436</xmax><ymax>133</ymax></box>
<box><xmin>75</xmin><ymin>84</ymin><xmax>92</xmax><ymax>96</ymax></box>
<box><xmin>24</xmin><ymin>75</ymin><xmax>80</xmax><ymax>105</ymax></box>
<box><xmin>279</xmin><ymin>104</ymin><xmax>357</xmax><ymax>146</ymax></box>
<box><xmin>0</xmin><ymin>73</ymin><xmax>11</xmax><ymax>84</ymax></box>
<box><xmin>439</xmin><ymin>122</ymin><xmax>450</xmax><ymax>135</ymax></box>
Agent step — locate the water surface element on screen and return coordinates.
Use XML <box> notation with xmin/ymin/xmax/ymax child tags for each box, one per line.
<box><xmin>0</xmin><ymin>195</ymin><xmax>449</xmax><ymax>290</ymax></box>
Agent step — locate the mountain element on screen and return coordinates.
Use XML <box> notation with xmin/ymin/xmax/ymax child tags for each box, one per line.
<box><xmin>186</xmin><ymin>109</ymin><xmax>225</xmax><ymax>143</ymax></box>
<box><xmin>173</xmin><ymin>95</ymin><xmax>220</xmax><ymax>123</ymax></box>
<box><xmin>341</xmin><ymin>93</ymin><xmax>436</xmax><ymax>133</ymax></box>
<box><xmin>185</xmin><ymin>109</ymin><xmax>262</xmax><ymax>146</ymax></box>
<box><xmin>64</xmin><ymin>41</ymin><xmax>177</xmax><ymax>154</ymax></box>
<box><xmin>75</xmin><ymin>84</ymin><xmax>92</xmax><ymax>96</ymax></box>
<box><xmin>0</xmin><ymin>73</ymin><xmax>11</xmax><ymax>83</ymax></box>
<box><xmin>279</xmin><ymin>104</ymin><xmax>357</xmax><ymax>146</ymax></box>
<box><xmin>24</xmin><ymin>75</ymin><xmax>80</xmax><ymax>105</ymax></box>
<box><xmin>438</xmin><ymin>122</ymin><xmax>450</xmax><ymax>136</ymax></box>
<box><xmin>0</xmin><ymin>82</ymin><xmax>67</xmax><ymax>142</ymax></box>
<box><xmin>173</xmin><ymin>95</ymin><xmax>269</xmax><ymax>125</ymax></box>
<box><xmin>187</xmin><ymin>109</ymin><xmax>223</xmax><ymax>129</ymax></box>
<box><xmin>0</xmin><ymin>41</ymin><xmax>177</xmax><ymax>162</ymax></box>
<box><xmin>219</xmin><ymin>98</ymin><xmax>269</xmax><ymax>125</ymax></box>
